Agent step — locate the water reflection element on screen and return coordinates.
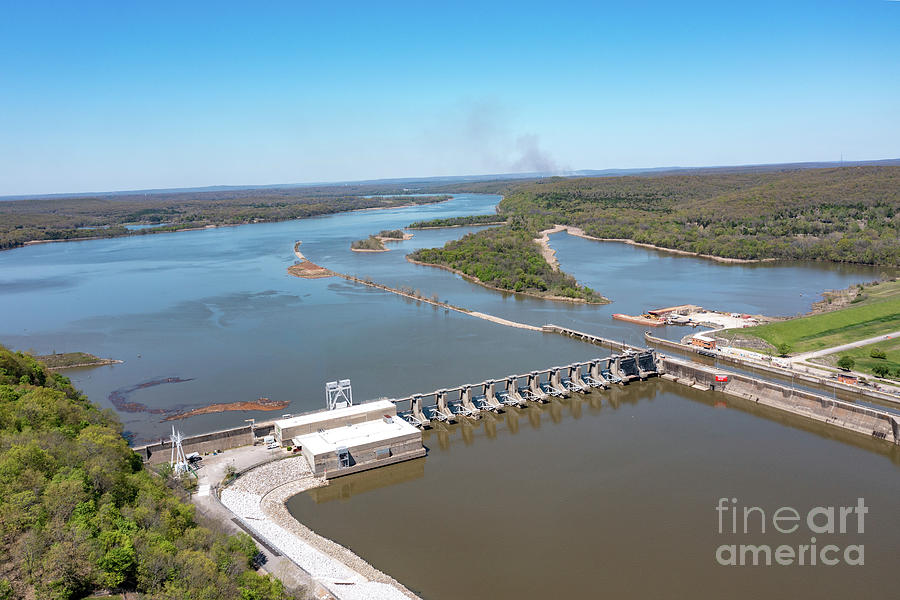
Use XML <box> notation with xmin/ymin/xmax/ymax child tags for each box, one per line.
<box><xmin>302</xmin><ymin>459</ymin><xmax>426</xmax><ymax>504</ymax></box>
<box><xmin>288</xmin><ymin>382</ymin><xmax>900</xmax><ymax>600</ymax></box>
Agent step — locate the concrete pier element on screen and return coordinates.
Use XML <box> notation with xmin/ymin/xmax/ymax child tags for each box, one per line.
<box><xmin>660</xmin><ymin>356</ymin><xmax>900</xmax><ymax>444</ymax></box>
<box><xmin>392</xmin><ymin>351</ymin><xmax>660</xmax><ymax>427</ymax></box>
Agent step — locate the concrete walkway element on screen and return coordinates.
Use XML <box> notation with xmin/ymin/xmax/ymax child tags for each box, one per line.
<box><xmin>191</xmin><ymin>445</ymin><xmax>419</xmax><ymax>600</ymax></box>
<box><xmin>190</xmin><ymin>446</ymin><xmax>316</xmax><ymax>597</ymax></box>
<box><xmin>790</xmin><ymin>331</ymin><xmax>900</xmax><ymax>361</ymax></box>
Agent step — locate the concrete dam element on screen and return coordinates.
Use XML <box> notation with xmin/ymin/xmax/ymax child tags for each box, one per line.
<box><xmin>390</xmin><ymin>350</ymin><xmax>659</xmax><ymax>427</ymax></box>
<box><xmin>135</xmin><ymin>343</ymin><xmax>900</xmax><ymax>475</ymax></box>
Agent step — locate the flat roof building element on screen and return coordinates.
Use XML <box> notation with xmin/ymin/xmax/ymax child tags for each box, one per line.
<box><xmin>273</xmin><ymin>399</ymin><xmax>396</xmax><ymax>444</ymax></box>
<box><xmin>295</xmin><ymin>415</ymin><xmax>425</xmax><ymax>478</ymax></box>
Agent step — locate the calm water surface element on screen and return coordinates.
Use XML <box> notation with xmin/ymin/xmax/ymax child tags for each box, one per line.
<box><xmin>1</xmin><ymin>193</ymin><xmax>897</xmax><ymax>598</ymax></box>
<box><xmin>288</xmin><ymin>383</ymin><xmax>900</xmax><ymax>600</ymax></box>
<box><xmin>0</xmin><ymin>193</ymin><xmax>886</xmax><ymax>441</ymax></box>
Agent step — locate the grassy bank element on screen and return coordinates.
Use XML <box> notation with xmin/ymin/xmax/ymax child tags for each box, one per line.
<box><xmin>721</xmin><ymin>280</ymin><xmax>900</xmax><ymax>354</ymax></box>
<box><xmin>812</xmin><ymin>337</ymin><xmax>900</xmax><ymax>381</ymax></box>
<box><xmin>0</xmin><ymin>345</ymin><xmax>296</xmax><ymax>600</ymax></box>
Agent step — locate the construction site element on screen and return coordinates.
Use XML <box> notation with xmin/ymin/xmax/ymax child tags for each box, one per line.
<box><xmin>613</xmin><ymin>303</ymin><xmax>762</xmax><ymax>329</ymax></box>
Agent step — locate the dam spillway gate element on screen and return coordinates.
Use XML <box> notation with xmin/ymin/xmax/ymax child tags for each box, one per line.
<box><xmin>392</xmin><ymin>350</ymin><xmax>660</xmax><ymax>427</ymax></box>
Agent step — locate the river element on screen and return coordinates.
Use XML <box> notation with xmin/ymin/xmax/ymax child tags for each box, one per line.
<box><xmin>0</xmin><ymin>193</ymin><xmax>885</xmax><ymax>442</ymax></box>
<box><xmin>1</xmin><ymin>193</ymin><xmax>897</xmax><ymax>598</ymax></box>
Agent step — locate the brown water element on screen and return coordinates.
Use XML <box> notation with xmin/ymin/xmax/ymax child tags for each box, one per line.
<box><xmin>287</xmin><ymin>380</ymin><xmax>900</xmax><ymax>600</ymax></box>
<box><xmin>2</xmin><ymin>192</ymin><xmax>897</xmax><ymax>597</ymax></box>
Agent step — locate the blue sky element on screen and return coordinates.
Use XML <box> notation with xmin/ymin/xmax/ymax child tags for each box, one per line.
<box><xmin>1</xmin><ymin>0</ymin><xmax>898</xmax><ymax>195</ymax></box>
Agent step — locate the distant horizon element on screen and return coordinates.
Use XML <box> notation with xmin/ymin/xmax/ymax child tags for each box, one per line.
<box><xmin>1</xmin><ymin>2</ymin><xmax>898</xmax><ymax>197</ymax></box>
<box><xmin>3</xmin><ymin>156</ymin><xmax>899</xmax><ymax>201</ymax></box>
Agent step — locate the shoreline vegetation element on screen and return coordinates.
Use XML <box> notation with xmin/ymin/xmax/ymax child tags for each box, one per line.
<box><xmin>350</xmin><ymin>229</ymin><xmax>413</xmax><ymax>252</ymax></box>
<box><xmin>285</xmin><ymin>246</ymin><xmax>544</xmax><ymax>330</ymax></box>
<box><xmin>498</xmin><ymin>167</ymin><xmax>899</xmax><ymax>266</ymax></box>
<box><xmin>536</xmin><ymin>225</ymin><xmax>773</xmax><ymax>265</ymax></box>
<box><xmin>407</xmin><ymin>228</ymin><xmax>608</xmax><ymax>304</ymax></box>
<box><xmin>408</xmin><ymin>166</ymin><xmax>898</xmax><ymax>302</ymax></box>
<box><xmin>0</xmin><ymin>344</ymin><xmax>296</xmax><ymax>599</ymax></box>
<box><xmin>338</xmin><ymin>272</ymin><xmax>544</xmax><ymax>330</ymax></box>
<box><xmin>408</xmin><ymin>214</ymin><xmax>507</xmax><ymax>229</ymax></box>
<box><xmin>0</xmin><ymin>188</ymin><xmax>451</xmax><ymax>251</ymax></box>
<box><xmin>405</xmin><ymin>257</ymin><xmax>607</xmax><ymax>304</ymax></box>
<box><xmin>33</xmin><ymin>351</ymin><xmax>122</xmax><ymax>370</ymax></box>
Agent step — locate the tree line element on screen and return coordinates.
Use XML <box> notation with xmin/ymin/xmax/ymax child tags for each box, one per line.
<box><xmin>0</xmin><ymin>345</ymin><xmax>296</xmax><ymax>600</ymax></box>
<box><xmin>0</xmin><ymin>192</ymin><xmax>451</xmax><ymax>251</ymax></box>
<box><xmin>409</xmin><ymin>227</ymin><xmax>604</xmax><ymax>302</ymax></box>
<box><xmin>499</xmin><ymin>167</ymin><xmax>899</xmax><ymax>265</ymax></box>
<box><xmin>407</xmin><ymin>166</ymin><xmax>899</xmax><ymax>301</ymax></box>
<box><xmin>407</xmin><ymin>215</ymin><xmax>505</xmax><ymax>228</ymax></box>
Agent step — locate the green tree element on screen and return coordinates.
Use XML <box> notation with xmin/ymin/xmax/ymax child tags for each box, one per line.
<box><xmin>871</xmin><ymin>364</ymin><xmax>890</xmax><ymax>378</ymax></box>
<box><xmin>837</xmin><ymin>355</ymin><xmax>855</xmax><ymax>370</ymax></box>
<box><xmin>776</xmin><ymin>342</ymin><xmax>793</xmax><ymax>357</ymax></box>
<box><xmin>870</xmin><ymin>347</ymin><xmax>887</xmax><ymax>359</ymax></box>
<box><xmin>0</xmin><ymin>344</ymin><xmax>299</xmax><ymax>600</ymax></box>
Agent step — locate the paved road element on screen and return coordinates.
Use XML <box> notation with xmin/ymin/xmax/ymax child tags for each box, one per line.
<box><xmin>790</xmin><ymin>331</ymin><xmax>900</xmax><ymax>361</ymax></box>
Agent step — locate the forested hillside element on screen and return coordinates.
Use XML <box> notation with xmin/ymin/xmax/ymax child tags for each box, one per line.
<box><xmin>0</xmin><ymin>190</ymin><xmax>450</xmax><ymax>251</ymax></box>
<box><xmin>410</xmin><ymin>167</ymin><xmax>899</xmax><ymax>301</ymax></box>
<box><xmin>501</xmin><ymin>167</ymin><xmax>899</xmax><ymax>264</ymax></box>
<box><xmin>0</xmin><ymin>345</ymin><xmax>293</xmax><ymax>600</ymax></box>
<box><xmin>409</xmin><ymin>227</ymin><xmax>605</xmax><ymax>302</ymax></box>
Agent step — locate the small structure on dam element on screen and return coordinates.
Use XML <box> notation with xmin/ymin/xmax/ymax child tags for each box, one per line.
<box><xmin>273</xmin><ymin>399</ymin><xmax>426</xmax><ymax>479</ymax></box>
<box><xmin>273</xmin><ymin>399</ymin><xmax>397</xmax><ymax>443</ymax></box>
<box><xmin>296</xmin><ymin>416</ymin><xmax>425</xmax><ymax>478</ymax></box>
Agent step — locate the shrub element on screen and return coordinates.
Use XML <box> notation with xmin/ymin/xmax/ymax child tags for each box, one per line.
<box><xmin>776</xmin><ymin>343</ymin><xmax>793</xmax><ymax>357</ymax></box>
<box><xmin>0</xmin><ymin>344</ymin><xmax>297</xmax><ymax>600</ymax></box>
<box><xmin>871</xmin><ymin>364</ymin><xmax>890</xmax><ymax>378</ymax></box>
<box><xmin>870</xmin><ymin>348</ymin><xmax>887</xmax><ymax>359</ymax></box>
<box><xmin>836</xmin><ymin>355</ymin><xmax>855</xmax><ymax>370</ymax></box>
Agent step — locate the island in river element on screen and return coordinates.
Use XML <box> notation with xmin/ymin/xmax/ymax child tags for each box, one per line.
<box><xmin>34</xmin><ymin>351</ymin><xmax>122</xmax><ymax>369</ymax></box>
<box><xmin>350</xmin><ymin>229</ymin><xmax>413</xmax><ymax>252</ymax></box>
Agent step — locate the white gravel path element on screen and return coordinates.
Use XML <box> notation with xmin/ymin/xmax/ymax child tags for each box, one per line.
<box><xmin>220</xmin><ymin>455</ymin><xmax>418</xmax><ymax>600</ymax></box>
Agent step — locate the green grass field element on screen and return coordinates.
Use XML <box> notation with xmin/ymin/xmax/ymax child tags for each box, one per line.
<box><xmin>812</xmin><ymin>337</ymin><xmax>900</xmax><ymax>381</ymax></box>
<box><xmin>728</xmin><ymin>280</ymin><xmax>900</xmax><ymax>354</ymax></box>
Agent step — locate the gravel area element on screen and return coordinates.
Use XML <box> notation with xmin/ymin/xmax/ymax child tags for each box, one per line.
<box><xmin>229</xmin><ymin>455</ymin><xmax>315</xmax><ymax>495</ymax></box>
<box><xmin>221</xmin><ymin>455</ymin><xmax>419</xmax><ymax>600</ymax></box>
